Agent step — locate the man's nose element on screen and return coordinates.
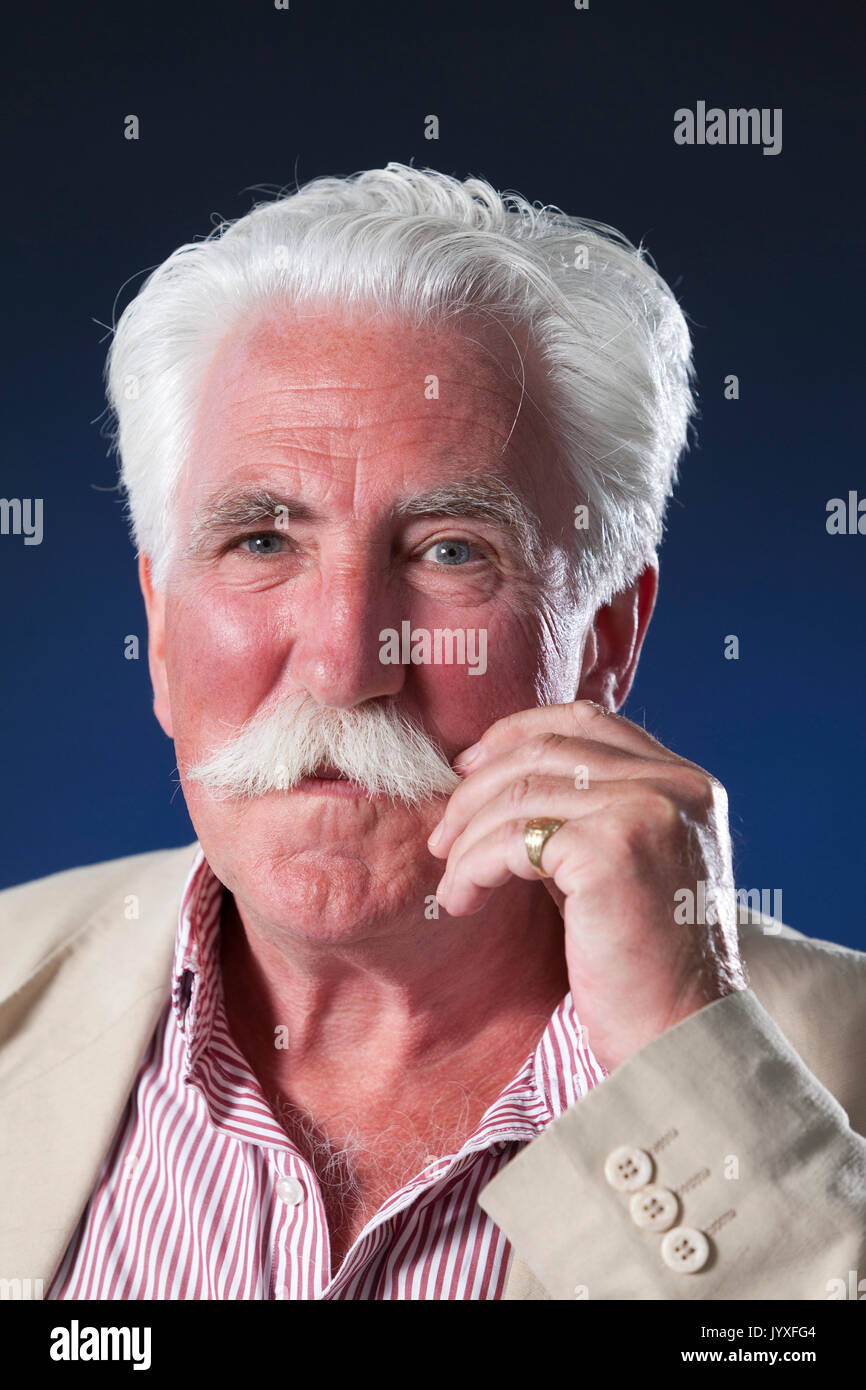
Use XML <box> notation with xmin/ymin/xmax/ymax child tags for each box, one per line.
<box><xmin>287</xmin><ymin>561</ymin><xmax>406</xmax><ymax>708</ymax></box>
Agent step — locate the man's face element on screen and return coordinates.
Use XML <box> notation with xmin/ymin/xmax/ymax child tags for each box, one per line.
<box><xmin>142</xmin><ymin>305</ymin><xmax>587</xmax><ymax>938</ymax></box>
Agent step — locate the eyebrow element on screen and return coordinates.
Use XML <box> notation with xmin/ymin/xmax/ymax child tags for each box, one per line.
<box><xmin>187</xmin><ymin>476</ymin><xmax>546</xmax><ymax>571</ymax></box>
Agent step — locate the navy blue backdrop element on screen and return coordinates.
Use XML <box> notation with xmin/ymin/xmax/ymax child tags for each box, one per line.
<box><xmin>1</xmin><ymin>0</ymin><xmax>863</xmax><ymax>946</ymax></box>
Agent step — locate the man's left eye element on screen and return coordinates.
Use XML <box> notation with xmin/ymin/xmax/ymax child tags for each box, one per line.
<box><xmin>423</xmin><ymin>539</ymin><xmax>480</xmax><ymax>566</ymax></box>
<box><xmin>239</xmin><ymin>533</ymin><xmax>288</xmax><ymax>556</ymax></box>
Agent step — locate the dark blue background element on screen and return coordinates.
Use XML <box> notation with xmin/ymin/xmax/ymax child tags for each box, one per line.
<box><xmin>1</xmin><ymin>0</ymin><xmax>863</xmax><ymax>946</ymax></box>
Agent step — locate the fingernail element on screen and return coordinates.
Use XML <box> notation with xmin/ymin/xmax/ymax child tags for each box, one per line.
<box><xmin>454</xmin><ymin>742</ymin><xmax>480</xmax><ymax>770</ymax></box>
<box><xmin>427</xmin><ymin>821</ymin><xmax>444</xmax><ymax>849</ymax></box>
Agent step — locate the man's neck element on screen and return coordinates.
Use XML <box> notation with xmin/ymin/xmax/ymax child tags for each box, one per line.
<box><xmin>218</xmin><ymin>881</ymin><xmax>570</xmax><ymax>1113</ymax></box>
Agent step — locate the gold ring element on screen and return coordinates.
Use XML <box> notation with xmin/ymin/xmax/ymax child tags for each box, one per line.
<box><xmin>524</xmin><ymin>817</ymin><xmax>565</xmax><ymax>877</ymax></box>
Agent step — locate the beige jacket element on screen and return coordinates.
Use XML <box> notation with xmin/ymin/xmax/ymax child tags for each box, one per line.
<box><xmin>0</xmin><ymin>841</ymin><xmax>864</xmax><ymax>1301</ymax></box>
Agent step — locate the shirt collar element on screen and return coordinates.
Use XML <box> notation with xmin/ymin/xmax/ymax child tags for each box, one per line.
<box><xmin>171</xmin><ymin>845</ymin><xmax>224</xmax><ymax>1063</ymax></box>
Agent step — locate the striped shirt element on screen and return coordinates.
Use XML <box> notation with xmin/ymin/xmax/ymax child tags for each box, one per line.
<box><xmin>47</xmin><ymin>846</ymin><xmax>605</xmax><ymax>1299</ymax></box>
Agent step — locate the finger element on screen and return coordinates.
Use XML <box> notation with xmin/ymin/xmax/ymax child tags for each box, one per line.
<box><xmin>436</xmin><ymin>814</ymin><xmax>592</xmax><ymax>917</ymax></box>
<box><xmin>429</xmin><ymin>733</ymin><xmax>639</xmax><ymax>857</ymax></box>
<box><xmin>452</xmin><ymin>700</ymin><xmax>680</xmax><ymax>774</ymax></box>
<box><xmin>430</xmin><ymin>735</ymin><xmax>713</xmax><ymax>859</ymax></box>
<box><xmin>437</xmin><ymin>774</ymin><xmax>703</xmax><ymax>881</ymax></box>
<box><xmin>429</xmin><ymin>733</ymin><xmax>637</xmax><ymax>856</ymax></box>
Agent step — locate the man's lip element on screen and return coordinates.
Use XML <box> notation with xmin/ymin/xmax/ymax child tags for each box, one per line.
<box><xmin>310</xmin><ymin>766</ymin><xmax>348</xmax><ymax>780</ymax></box>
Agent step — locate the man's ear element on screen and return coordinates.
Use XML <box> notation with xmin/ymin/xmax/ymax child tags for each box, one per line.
<box><xmin>138</xmin><ymin>553</ymin><xmax>174</xmax><ymax>739</ymax></box>
<box><xmin>576</xmin><ymin>561</ymin><xmax>658</xmax><ymax>710</ymax></box>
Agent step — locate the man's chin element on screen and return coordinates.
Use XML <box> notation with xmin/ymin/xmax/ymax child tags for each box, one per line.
<box><xmin>223</xmin><ymin>839</ymin><xmax>441</xmax><ymax>939</ymax></box>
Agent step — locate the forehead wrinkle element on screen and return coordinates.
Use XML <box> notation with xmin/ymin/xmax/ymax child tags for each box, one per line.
<box><xmin>218</xmin><ymin>429</ymin><xmax>364</xmax><ymax>456</ymax></box>
<box><xmin>225</xmin><ymin>382</ymin><xmax>406</xmax><ymax>404</ymax></box>
<box><xmin>211</xmin><ymin>353</ymin><xmax>531</xmax><ymax>429</ymax></box>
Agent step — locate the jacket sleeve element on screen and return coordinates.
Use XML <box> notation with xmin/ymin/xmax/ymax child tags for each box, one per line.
<box><xmin>476</xmin><ymin>988</ymin><xmax>866</xmax><ymax>1299</ymax></box>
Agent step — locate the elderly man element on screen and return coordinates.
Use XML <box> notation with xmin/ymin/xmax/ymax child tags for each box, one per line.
<box><xmin>1</xmin><ymin>163</ymin><xmax>864</xmax><ymax>1302</ymax></box>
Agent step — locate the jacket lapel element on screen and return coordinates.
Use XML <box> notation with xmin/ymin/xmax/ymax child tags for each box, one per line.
<box><xmin>0</xmin><ymin>844</ymin><xmax>198</xmax><ymax>1293</ymax></box>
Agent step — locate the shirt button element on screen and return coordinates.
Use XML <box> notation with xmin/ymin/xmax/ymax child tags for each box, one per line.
<box><xmin>629</xmin><ymin>1184</ymin><xmax>679</xmax><ymax>1231</ymax></box>
<box><xmin>660</xmin><ymin>1225</ymin><xmax>711</xmax><ymax>1274</ymax></box>
<box><xmin>603</xmin><ymin>1145</ymin><xmax>654</xmax><ymax>1192</ymax></box>
<box><xmin>276</xmin><ymin>1176</ymin><xmax>305</xmax><ymax>1205</ymax></box>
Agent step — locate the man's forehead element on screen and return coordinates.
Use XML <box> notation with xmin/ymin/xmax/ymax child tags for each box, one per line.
<box><xmin>201</xmin><ymin>303</ymin><xmax>531</xmax><ymax>399</ymax></box>
<box><xmin>183</xmin><ymin>306</ymin><xmax>559</xmax><ymax>513</ymax></box>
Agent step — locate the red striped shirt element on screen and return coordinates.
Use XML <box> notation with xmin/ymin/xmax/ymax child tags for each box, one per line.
<box><xmin>47</xmin><ymin>846</ymin><xmax>605</xmax><ymax>1299</ymax></box>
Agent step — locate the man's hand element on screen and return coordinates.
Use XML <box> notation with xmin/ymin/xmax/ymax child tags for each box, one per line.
<box><xmin>427</xmin><ymin>699</ymin><xmax>746</xmax><ymax>1073</ymax></box>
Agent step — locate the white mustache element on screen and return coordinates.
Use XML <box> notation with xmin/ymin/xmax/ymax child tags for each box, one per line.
<box><xmin>185</xmin><ymin>691</ymin><xmax>462</xmax><ymax>807</ymax></box>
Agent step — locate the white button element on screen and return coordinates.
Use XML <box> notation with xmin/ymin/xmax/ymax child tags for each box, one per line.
<box><xmin>603</xmin><ymin>1145</ymin><xmax>653</xmax><ymax>1192</ymax></box>
<box><xmin>660</xmin><ymin>1225</ymin><xmax>710</xmax><ymax>1273</ymax></box>
<box><xmin>276</xmin><ymin>1176</ymin><xmax>305</xmax><ymax>1205</ymax></box>
<box><xmin>629</xmin><ymin>1184</ymin><xmax>679</xmax><ymax>1231</ymax></box>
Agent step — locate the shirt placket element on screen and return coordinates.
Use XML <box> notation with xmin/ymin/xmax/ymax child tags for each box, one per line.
<box><xmin>269</xmin><ymin>1144</ymin><xmax>332</xmax><ymax>1300</ymax></box>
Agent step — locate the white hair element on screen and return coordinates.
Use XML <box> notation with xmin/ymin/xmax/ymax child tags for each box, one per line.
<box><xmin>186</xmin><ymin>688</ymin><xmax>460</xmax><ymax>807</ymax></box>
<box><xmin>104</xmin><ymin>162</ymin><xmax>696</xmax><ymax>609</ymax></box>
